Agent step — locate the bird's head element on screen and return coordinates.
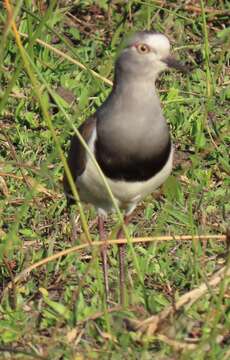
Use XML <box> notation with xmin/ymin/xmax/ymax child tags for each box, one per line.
<box><xmin>115</xmin><ymin>31</ymin><xmax>187</xmax><ymax>80</ymax></box>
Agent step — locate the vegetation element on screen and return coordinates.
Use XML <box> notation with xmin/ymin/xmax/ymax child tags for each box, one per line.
<box><xmin>0</xmin><ymin>1</ymin><xmax>229</xmax><ymax>359</ymax></box>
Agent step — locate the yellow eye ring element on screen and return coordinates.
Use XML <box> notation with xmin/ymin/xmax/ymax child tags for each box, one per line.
<box><xmin>136</xmin><ymin>43</ymin><xmax>150</xmax><ymax>54</ymax></box>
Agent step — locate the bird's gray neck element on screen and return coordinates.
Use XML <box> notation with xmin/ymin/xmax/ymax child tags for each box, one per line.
<box><xmin>98</xmin><ymin>73</ymin><xmax>162</xmax><ymax>124</ymax></box>
<box><xmin>96</xmin><ymin>68</ymin><xmax>170</xmax><ymax>158</ymax></box>
<box><xmin>113</xmin><ymin>68</ymin><xmax>158</xmax><ymax>100</ymax></box>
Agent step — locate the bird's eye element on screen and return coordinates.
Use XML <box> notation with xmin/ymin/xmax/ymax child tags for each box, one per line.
<box><xmin>136</xmin><ymin>43</ymin><xmax>150</xmax><ymax>54</ymax></box>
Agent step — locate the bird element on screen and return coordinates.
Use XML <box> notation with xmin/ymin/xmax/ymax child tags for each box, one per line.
<box><xmin>63</xmin><ymin>31</ymin><xmax>186</xmax><ymax>305</ymax></box>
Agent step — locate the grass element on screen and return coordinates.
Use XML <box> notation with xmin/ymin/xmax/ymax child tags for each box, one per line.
<box><xmin>0</xmin><ymin>1</ymin><xmax>230</xmax><ymax>359</ymax></box>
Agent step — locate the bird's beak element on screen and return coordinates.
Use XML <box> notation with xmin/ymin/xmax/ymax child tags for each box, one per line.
<box><xmin>163</xmin><ymin>56</ymin><xmax>188</xmax><ymax>73</ymax></box>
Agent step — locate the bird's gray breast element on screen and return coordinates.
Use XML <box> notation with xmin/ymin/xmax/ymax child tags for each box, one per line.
<box><xmin>95</xmin><ymin>108</ymin><xmax>171</xmax><ymax>182</ymax></box>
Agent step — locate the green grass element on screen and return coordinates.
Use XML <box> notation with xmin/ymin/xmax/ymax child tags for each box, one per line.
<box><xmin>0</xmin><ymin>1</ymin><xmax>230</xmax><ymax>359</ymax></box>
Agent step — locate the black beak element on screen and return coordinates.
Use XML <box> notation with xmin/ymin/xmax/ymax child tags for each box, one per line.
<box><xmin>163</xmin><ymin>56</ymin><xmax>188</xmax><ymax>74</ymax></box>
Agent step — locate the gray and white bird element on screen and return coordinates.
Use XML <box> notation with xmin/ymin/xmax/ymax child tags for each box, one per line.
<box><xmin>63</xmin><ymin>31</ymin><xmax>186</xmax><ymax>304</ymax></box>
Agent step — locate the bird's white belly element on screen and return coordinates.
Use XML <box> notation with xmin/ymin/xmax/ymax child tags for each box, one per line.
<box><xmin>77</xmin><ymin>129</ymin><xmax>173</xmax><ymax>214</ymax></box>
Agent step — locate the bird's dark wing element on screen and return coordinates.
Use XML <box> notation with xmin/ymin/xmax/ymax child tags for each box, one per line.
<box><xmin>63</xmin><ymin>115</ymin><xmax>97</xmax><ymax>202</ymax></box>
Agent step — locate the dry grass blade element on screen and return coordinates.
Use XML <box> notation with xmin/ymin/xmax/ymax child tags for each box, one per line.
<box><xmin>78</xmin><ymin>305</ymin><xmax>122</xmax><ymax>324</ymax></box>
<box><xmin>156</xmin><ymin>334</ymin><xmax>197</xmax><ymax>350</ymax></box>
<box><xmin>136</xmin><ymin>265</ymin><xmax>230</xmax><ymax>335</ymax></box>
<box><xmin>19</xmin><ymin>32</ymin><xmax>113</xmax><ymax>86</ymax></box>
<box><xmin>0</xmin><ymin>172</ymin><xmax>61</xmax><ymax>198</ymax></box>
<box><xmin>2</xmin><ymin>234</ymin><xmax>226</xmax><ymax>299</ymax></box>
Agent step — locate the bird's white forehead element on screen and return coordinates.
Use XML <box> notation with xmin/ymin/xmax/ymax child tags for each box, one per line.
<box><xmin>143</xmin><ymin>34</ymin><xmax>170</xmax><ymax>54</ymax></box>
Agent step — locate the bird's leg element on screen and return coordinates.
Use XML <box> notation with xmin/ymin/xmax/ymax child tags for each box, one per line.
<box><xmin>70</xmin><ymin>211</ymin><xmax>79</xmax><ymax>244</ymax></box>
<box><xmin>98</xmin><ymin>216</ymin><xmax>109</xmax><ymax>302</ymax></box>
<box><xmin>117</xmin><ymin>214</ymin><xmax>131</xmax><ymax>306</ymax></box>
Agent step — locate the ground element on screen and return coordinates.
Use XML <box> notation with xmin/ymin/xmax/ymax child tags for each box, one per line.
<box><xmin>0</xmin><ymin>1</ymin><xmax>229</xmax><ymax>359</ymax></box>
